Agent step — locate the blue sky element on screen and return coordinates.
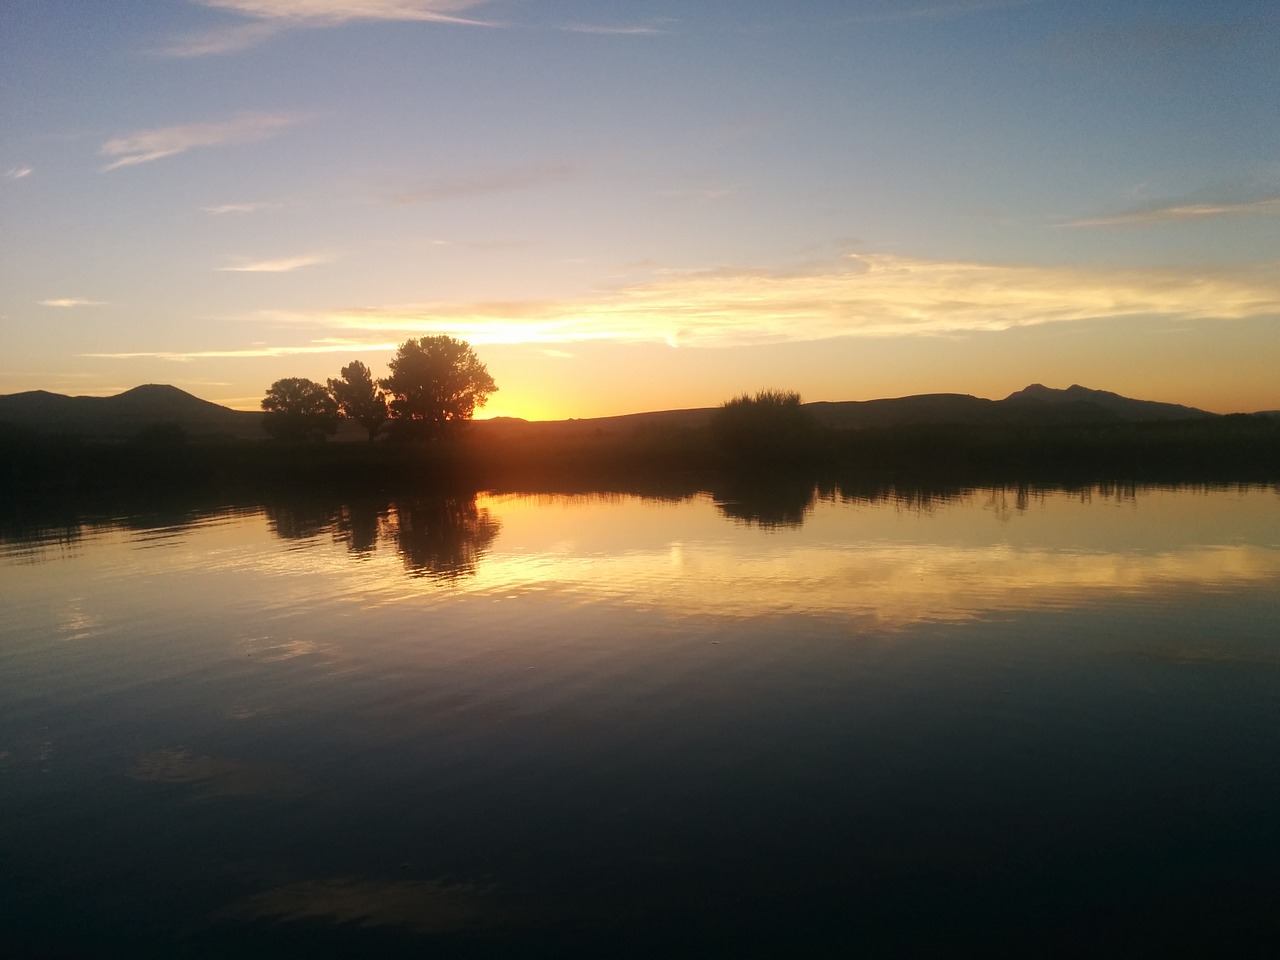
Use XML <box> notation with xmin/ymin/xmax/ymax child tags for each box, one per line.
<box><xmin>2</xmin><ymin>0</ymin><xmax>1278</xmax><ymax>417</ymax></box>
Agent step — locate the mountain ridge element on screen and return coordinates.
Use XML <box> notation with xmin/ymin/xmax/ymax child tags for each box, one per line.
<box><xmin>0</xmin><ymin>383</ymin><xmax>1225</xmax><ymax>441</ymax></box>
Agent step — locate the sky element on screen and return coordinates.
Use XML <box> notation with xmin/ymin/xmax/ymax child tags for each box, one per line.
<box><xmin>2</xmin><ymin>0</ymin><xmax>1278</xmax><ymax>419</ymax></box>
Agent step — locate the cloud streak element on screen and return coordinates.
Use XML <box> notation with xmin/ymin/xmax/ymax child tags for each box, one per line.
<box><xmin>40</xmin><ymin>298</ymin><xmax>104</xmax><ymax>307</ymax></box>
<box><xmin>4</xmin><ymin>166</ymin><xmax>32</xmax><ymax>180</ymax></box>
<box><xmin>100</xmin><ymin>114</ymin><xmax>302</xmax><ymax>170</ymax></box>
<box><xmin>91</xmin><ymin>254</ymin><xmax>1278</xmax><ymax>362</ymax></box>
<box><xmin>560</xmin><ymin>22</ymin><xmax>668</xmax><ymax>36</ymax></box>
<box><xmin>163</xmin><ymin>0</ymin><xmax>497</xmax><ymax>55</ymax></box>
<box><xmin>198</xmin><ymin>0</ymin><xmax>493</xmax><ymax>25</ymax></box>
<box><xmin>295</xmin><ymin>255</ymin><xmax>1280</xmax><ymax>348</ymax></box>
<box><xmin>202</xmin><ymin>201</ymin><xmax>280</xmax><ymax>215</ymax></box>
<box><xmin>83</xmin><ymin>338</ymin><xmax>398</xmax><ymax>361</ymax></box>
<box><xmin>851</xmin><ymin>0</ymin><xmax>1037</xmax><ymax>23</ymax></box>
<box><xmin>1065</xmin><ymin>195</ymin><xmax>1280</xmax><ymax>227</ymax></box>
<box><xmin>218</xmin><ymin>253</ymin><xmax>331</xmax><ymax>272</ymax></box>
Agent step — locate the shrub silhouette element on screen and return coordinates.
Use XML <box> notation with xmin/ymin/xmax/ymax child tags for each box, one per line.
<box><xmin>710</xmin><ymin>389</ymin><xmax>820</xmax><ymax>463</ymax></box>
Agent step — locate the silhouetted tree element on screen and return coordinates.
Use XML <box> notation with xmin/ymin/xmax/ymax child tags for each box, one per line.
<box><xmin>261</xmin><ymin>378</ymin><xmax>339</xmax><ymax>441</ymax></box>
<box><xmin>711</xmin><ymin>389</ymin><xmax>820</xmax><ymax>463</ymax></box>
<box><xmin>328</xmin><ymin>360</ymin><xmax>388</xmax><ymax>441</ymax></box>
<box><xmin>380</xmin><ymin>336</ymin><xmax>497</xmax><ymax>440</ymax></box>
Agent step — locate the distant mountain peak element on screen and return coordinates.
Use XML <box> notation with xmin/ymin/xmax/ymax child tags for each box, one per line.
<box><xmin>1004</xmin><ymin>384</ymin><xmax>1212</xmax><ymax>421</ymax></box>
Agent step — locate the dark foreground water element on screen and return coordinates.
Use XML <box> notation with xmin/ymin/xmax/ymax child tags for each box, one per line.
<box><xmin>2</xmin><ymin>483</ymin><xmax>1279</xmax><ymax>957</ymax></box>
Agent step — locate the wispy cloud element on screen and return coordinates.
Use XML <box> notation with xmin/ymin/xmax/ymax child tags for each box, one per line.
<box><xmin>83</xmin><ymin>338</ymin><xmax>397</xmax><ymax>361</ymax></box>
<box><xmin>255</xmin><ymin>255</ymin><xmax>1280</xmax><ymax>348</ymax></box>
<box><xmin>1064</xmin><ymin>195</ymin><xmax>1280</xmax><ymax>227</ymax></box>
<box><xmin>81</xmin><ymin>254</ymin><xmax>1280</xmax><ymax>362</ymax></box>
<box><xmin>157</xmin><ymin>22</ymin><xmax>282</xmax><ymax>57</ymax></box>
<box><xmin>851</xmin><ymin>0</ymin><xmax>1036</xmax><ymax>23</ymax></box>
<box><xmin>101</xmin><ymin>114</ymin><xmax>302</xmax><ymax>170</ymax></box>
<box><xmin>199</xmin><ymin>0</ymin><xmax>494</xmax><ymax>25</ymax></box>
<box><xmin>40</xmin><ymin>298</ymin><xmax>104</xmax><ymax>307</ymax></box>
<box><xmin>560</xmin><ymin>22</ymin><xmax>669</xmax><ymax>36</ymax></box>
<box><xmin>161</xmin><ymin>1</ymin><xmax>497</xmax><ymax>56</ymax></box>
<box><xmin>4</xmin><ymin>166</ymin><xmax>32</xmax><ymax>180</ymax></box>
<box><xmin>388</xmin><ymin>163</ymin><xmax>577</xmax><ymax>204</ymax></box>
<box><xmin>218</xmin><ymin>253</ymin><xmax>331</xmax><ymax>272</ymax></box>
<box><xmin>202</xmin><ymin>201</ymin><xmax>280</xmax><ymax>215</ymax></box>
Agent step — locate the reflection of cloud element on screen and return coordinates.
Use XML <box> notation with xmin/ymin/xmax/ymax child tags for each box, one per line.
<box><xmin>163</xmin><ymin>1</ymin><xmax>497</xmax><ymax>56</ymax></box>
<box><xmin>224</xmin><ymin>876</ymin><xmax>500</xmax><ymax>933</ymax></box>
<box><xmin>388</xmin><ymin>163</ymin><xmax>577</xmax><ymax>204</ymax></box>
<box><xmin>218</xmin><ymin>253</ymin><xmax>331</xmax><ymax>272</ymax></box>
<box><xmin>1066</xmin><ymin>196</ymin><xmax>1280</xmax><ymax>227</ymax></box>
<box><xmin>130</xmin><ymin>747</ymin><xmax>304</xmax><ymax>799</ymax></box>
<box><xmin>40</xmin><ymin>298</ymin><xmax>104</xmax><ymax>307</ymax></box>
<box><xmin>100</xmin><ymin>114</ymin><xmax>302</xmax><ymax>170</ymax></box>
<box><xmin>468</xmin><ymin>518</ymin><xmax>1280</xmax><ymax>629</ymax></box>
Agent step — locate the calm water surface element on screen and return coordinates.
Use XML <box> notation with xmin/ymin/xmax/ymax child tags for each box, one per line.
<box><xmin>2</xmin><ymin>484</ymin><xmax>1279</xmax><ymax>957</ymax></box>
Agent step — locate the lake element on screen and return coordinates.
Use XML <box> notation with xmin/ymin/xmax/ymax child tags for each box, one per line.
<box><xmin>3</xmin><ymin>482</ymin><xmax>1278</xmax><ymax>957</ymax></box>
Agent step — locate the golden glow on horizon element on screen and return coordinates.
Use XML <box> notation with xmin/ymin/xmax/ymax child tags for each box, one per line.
<box><xmin>80</xmin><ymin>254</ymin><xmax>1280</xmax><ymax>363</ymax></box>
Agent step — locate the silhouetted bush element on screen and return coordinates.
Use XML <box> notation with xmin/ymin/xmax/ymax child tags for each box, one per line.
<box><xmin>711</xmin><ymin>390</ymin><xmax>821</xmax><ymax>464</ymax></box>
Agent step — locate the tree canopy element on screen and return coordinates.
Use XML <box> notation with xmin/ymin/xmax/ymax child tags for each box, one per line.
<box><xmin>328</xmin><ymin>360</ymin><xmax>388</xmax><ymax>441</ymax></box>
<box><xmin>380</xmin><ymin>336</ymin><xmax>497</xmax><ymax>439</ymax></box>
<box><xmin>261</xmin><ymin>377</ymin><xmax>339</xmax><ymax>441</ymax></box>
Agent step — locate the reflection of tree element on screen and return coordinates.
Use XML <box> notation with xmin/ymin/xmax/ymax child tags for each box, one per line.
<box><xmin>332</xmin><ymin>499</ymin><xmax>386</xmax><ymax>556</ymax></box>
<box><xmin>388</xmin><ymin>496</ymin><xmax>500</xmax><ymax>580</ymax></box>
<box><xmin>263</xmin><ymin>499</ymin><xmax>339</xmax><ymax>541</ymax></box>
<box><xmin>261</xmin><ymin>491</ymin><xmax>500</xmax><ymax>578</ymax></box>
<box><xmin>712</xmin><ymin>476</ymin><xmax>817</xmax><ymax>529</ymax></box>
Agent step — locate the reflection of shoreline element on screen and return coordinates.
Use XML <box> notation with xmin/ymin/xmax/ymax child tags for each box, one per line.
<box><xmin>4</xmin><ymin>481</ymin><xmax>1277</xmax><ymax>583</ymax></box>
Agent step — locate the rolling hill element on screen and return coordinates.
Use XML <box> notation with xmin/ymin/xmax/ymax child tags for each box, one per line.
<box><xmin>0</xmin><ymin>382</ymin><xmax>1220</xmax><ymax>443</ymax></box>
<box><xmin>0</xmin><ymin>384</ymin><xmax>267</xmax><ymax>440</ymax></box>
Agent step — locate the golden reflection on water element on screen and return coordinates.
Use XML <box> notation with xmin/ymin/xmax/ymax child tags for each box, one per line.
<box><xmin>3</xmin><ymin>485</ymin><xmax>1277</xmax><ymax>636</ymax></box>
<box><xmin>459</xmin><ymin>488</ymin><xmax>1280</xmax><ymax>626</ymax></box>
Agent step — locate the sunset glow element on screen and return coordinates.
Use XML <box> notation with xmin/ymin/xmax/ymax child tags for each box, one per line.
<box><xmin>3</xmin><ymin>1</ymin><xmax>1277</xmax><ymax>416</ymax></box>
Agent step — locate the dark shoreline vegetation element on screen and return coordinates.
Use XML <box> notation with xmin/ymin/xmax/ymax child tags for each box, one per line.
<box><xmin>3</xmin><ymin>414</ymin><xmax>1279</xmax><ymax>547</ymax></box>
<box><xmin>4</xmin><ymin>411</ymin><xmax>1280</xmax><ymax>491</ymax></box>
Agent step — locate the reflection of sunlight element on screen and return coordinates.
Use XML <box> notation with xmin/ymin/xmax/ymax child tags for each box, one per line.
<box><xmin>467</xmin><ymin>539</ymin><xmax>1280</xmax><ymax>628</ymax></box>
<box><xmin>58</xmin><ymin>598</ymin><xmax>102</xmax><ymax>641</ymax></box>
<box><xmin>10</xmin><ymin>488</ymin><xmax>1278</xmax><ymax>638</ymax></box>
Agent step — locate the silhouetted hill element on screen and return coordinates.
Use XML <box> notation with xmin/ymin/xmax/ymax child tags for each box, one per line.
<box><xmin>0</xmin><ymin>382</ymin><xmax>1226</xmax><ymax>444</ymax></box>
<box><xmin>1004</xmin><ymin>384</ymin><xmax>1213</xmax><ymax>422</ymax></box>
<box><xmin>0</xmin><ymin>384</ymin><xmax>266</xmax><ymax>439</ymax></box>
<box><xmin>784</xmin><ymin>387</ymin><xmax>1210</xmax><ymax>431</ymax></box>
